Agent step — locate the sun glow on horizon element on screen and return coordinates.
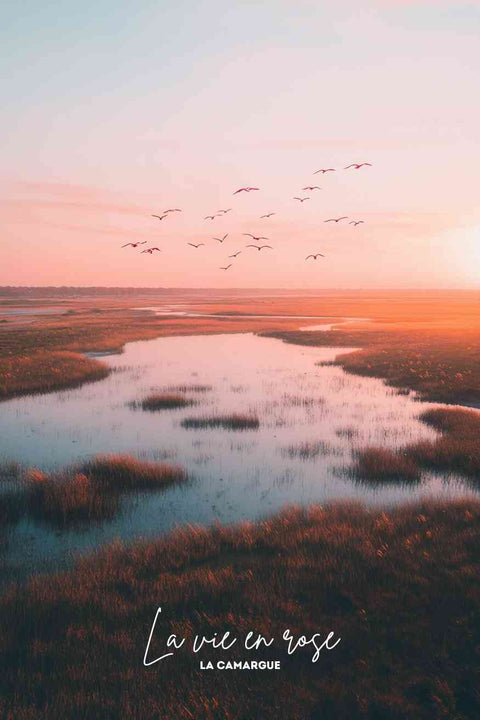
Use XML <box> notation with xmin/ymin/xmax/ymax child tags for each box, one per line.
<box><xmin>1</xmin><ymin>0</ymin><xmax>479</xmax><ymax>288</ymax></box>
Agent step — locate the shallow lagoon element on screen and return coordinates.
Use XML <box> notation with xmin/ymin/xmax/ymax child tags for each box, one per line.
<box><xmin>0</xmin><ymin>329</ymin><xmax>476</xmax><ymax>581</ymax></box>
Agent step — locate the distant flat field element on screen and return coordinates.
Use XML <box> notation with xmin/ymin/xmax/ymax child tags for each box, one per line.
<box><xmin>1</xmin><ymin>289</ymin><xmax>480</xmax><ymax>404</ymax></box>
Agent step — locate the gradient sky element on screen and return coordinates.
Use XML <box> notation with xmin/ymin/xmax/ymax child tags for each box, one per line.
<box><xmin>1</xmin><ymin>0</ymin><xmax>479</xmax><ymax>288</ymax></box>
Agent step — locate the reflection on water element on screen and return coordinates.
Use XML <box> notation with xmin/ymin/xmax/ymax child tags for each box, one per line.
<box><xmin>0</xmin><ymin>331</ymin><xmax>475</xmax><ymax>581</ymax></box>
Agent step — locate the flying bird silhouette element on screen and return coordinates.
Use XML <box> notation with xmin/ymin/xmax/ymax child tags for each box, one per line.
<box><xmin>233</xmin><ymin>187</ymin><xmax>259</xmax><ymax>194</ymax></box>
<box><xmin>213</xmin><ymin>234</ymin><xmax>229</xmax><ymax>243</ymax></box>
<box><xmin>294</xmin><ymin>197</ymin><xmax>310</xmax><ymax>202</ymax></box>
<box><xmin>305</xmin><ymin>253</ymin><xmax>325</xmax><ymax>260</ymax></box>
<box><xmin>220</xmin><ymin>264</ymin><xmax>232</xmax><ymax>270</ymax></box>
<box><xmin>243</xmin><ymin>234</ymin><xmax>268</xmax><ymax>241</ymax></box>
<box><xmin>204</xmin><ymin>215</ymin><xmax>217</xmax><ymax>220</ymax></box>
<box><xmin>349</xmin><ymin>220</ymin><xmax>364</xmax><ymax>226</ymax></box>
<box><xmin>313</xmin><ymin>168</ymin><xmax>335</xmax><ymax>174</ymax></box>
<box><xmin>141</xmin><ymin>247</ymin><xmax>161</xmax><ymax>254</ymax></box>
<box><xmin>324</xmin><ymin>217</ymin><xmax>348</xmax><ymax>223</ymax></box>
<box><xmin>152</xmin><ymin>214</ymin><xmax>168</xmax><ymax>221</ymax></box>
<box><xmin>246</xmin><ymin>244</ymin><xmax>272</xmax><ymax>251</ymax></box>
<box><xmin>188</xmin><ymin>243</ymin><xmax>205</xmax><ymax>248</ymax></box>
<box><xmin>229</xmin><ymin>251</ymin><xmax>241</xmax><ymax>258</ymax></box>
<box><xmin>260</xmin><ymin>213</ymin><xmax>275</xmax><ymax>218</ymax></box>
<box><xmin>344</xmin><ymin>163</ymin><xmax>372</xmax><ymax>169</ymax></box>
<box><xmin>218</xmin><ymin>208</ymin><xmax>232</xmax><ymax>214</ymax></box>
<box><xmin>164</xmin><ymin>208</ymin><xmax>182</xmax><ymax>213</ymax></box>
<box><xmin>122</xmin><ymin>241</ymin><xmax>147</xmax><ymax>248</ymax></box>
<box><xmin>302</xmin><ymin>186</ymin><xmax>321</xmax><ymax>191</ymax></box>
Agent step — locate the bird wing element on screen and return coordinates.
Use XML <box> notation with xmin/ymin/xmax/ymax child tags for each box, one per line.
<box><xmin>260</xmin><ymin>245</ymin><xmax>273</xmax><ymax>249</ymax></box>
<box><xmin>305</xmin><ymin>255</ymin><xmax>314</xmax><ymax>260</ymax></box>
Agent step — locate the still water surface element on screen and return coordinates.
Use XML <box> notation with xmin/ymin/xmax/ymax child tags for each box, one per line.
<box><xmin>0</xmin><ymin>330</ymin><xmax>475</xmax><ymax>580</ymax></box>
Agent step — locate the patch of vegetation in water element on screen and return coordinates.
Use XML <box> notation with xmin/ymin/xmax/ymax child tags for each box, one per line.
<box><xmin>181</xmin><ymin>414</ymin><xmax>260</xmax><ymax>431</ymax></box>
<box><xmin>281</xmin><ymin>441</ymin><xmax>342</xmax><ymax>460</ymax></box>
<box><xmin>163</xmin><ymin>384</ymin><xmax>213</xmax><ymax>393</ymax></box>
<box><xmin>352</xmin><ymin>448</ymin><xmax>421</xmax><ymax>483</ymax></box>
<box><xmin>1</xmin><ymin>456</ymin><xmax>188</xmax><ymax>531</ymax></box>
<box><xmin>80</xmin><ymin>455</ymin><xmax>188</xmax><ymax>491</ymax></box>
<box><xmin>26</xmin><ymin>469</ymin><xmax>119</xmax><ymax>528</ymax></box>
<box><xmin>281</xmin><ymin>394</ymin><xmax>325</xmax><ymax>408</ymax></box>
<box><xmin>130</xmin><ymin>394</ymin><xmax>194</xmax><ymax>411</ymax></box>
<box><xmin>0</xmin><ymin>351</ymin><xmax>110</xmax><ymax>401</ymax></box>
<box><xmin>406</xmin><ymin>407</ymin><xmax>480</xmax><ymax>478</ymax></box>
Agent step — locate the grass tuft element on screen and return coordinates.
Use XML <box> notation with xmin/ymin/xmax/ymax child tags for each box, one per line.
<box><xmin>0</xmin><ymin>461</ymin><xmax>22</xmax><ymax>482</ymax></box>
<box><xmin>0</xmin><ymin>351</ymin><xmax>110</xmax><ymax>401</ymax></box>
<box><xmin>281</xmin><ymin>441</ymin><xmax>341</xmax><ymax>460</ymax></box>
<box><xmin>131</xmin><ymin>394</ymin><xmax>193</xmax><ymax>411</ymax></box>
<box><xmin>406</xmin><ymin>407</ymin><xmax>480</xmax><ymax>477</ymax></box>
<box><xmin>181</xmin><ymin>414</ymin><xmax>260</xmax><ymax>431</ymax></box>
<box><xmin>281</xmin><ymin>394</ymin><xmax>325</xmax><ymax>407</ymax></box>
<box><xmin>353</xmin><ymin>447</ymin><xmax>421</xmax><ymax>482</ymax></box>
<box><xmin>80</xmin><ymin>454</ymin><xmax>188</xmax><ymax>490</ymax></box>
<box><xmin>26</xmin><ymin>470</ymin><xmax>118</xmax><ymax>528</ymax></box>
<box><xmin>163</xmin><ymin>384</ymin><xmax>213</xmax><ymax>393</ymax></box>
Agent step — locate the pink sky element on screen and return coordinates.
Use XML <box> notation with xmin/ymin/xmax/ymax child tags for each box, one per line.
<box><xmin>1</xmin><ymin>1</ymin><xmax>479</xmax><ymax>288</ymax></box>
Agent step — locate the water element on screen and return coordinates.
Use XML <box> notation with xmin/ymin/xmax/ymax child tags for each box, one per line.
<box><xmin>0</xmin><ymin>330</ymin><xmax>475</xmax><ymax>582</ymax></box>
<box><xmin>1</xmin><ymin>306</ymin><xmax>67</xmax><ymax>316</ymax></box>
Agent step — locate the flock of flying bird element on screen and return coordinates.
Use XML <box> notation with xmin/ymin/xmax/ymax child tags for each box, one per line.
<box><xmin>121</xmin><ymin>162</ymin><xmax>372</xmax><ymax>270</ymax></box>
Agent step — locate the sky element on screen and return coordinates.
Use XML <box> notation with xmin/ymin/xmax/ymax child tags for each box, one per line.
<box><xmin>1</xmin><ymin>0</ymin><xmax>479</xmax><ymax>288</ymax></box>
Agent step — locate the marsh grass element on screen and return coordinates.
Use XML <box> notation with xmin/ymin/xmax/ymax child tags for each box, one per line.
<box><xmin>2</xmin><ymin>500</ymin><xmax>480</xmax><ymax>718</ymax></box>
<box><xmin>0</xmin><ymin>457</ymin><xmax>188</xmax><ymax>530</ymax></box>
<box><xmin>281</xmin><ymin>441</ymin><xmax>341</xmax><ymax>460</ymax></box>
<box><xmin>266</xmin><ymin>327</ymin><xmax>480</xmax><ymax>405</ymax></box>
<box><xmin>336</xmin><ymin>426</ymin><xmax>359</xmax><ymax>440</ymax></box>
<box><xmin>281</xmin><ymin>393</ymin><xmax>325</xmax><ymax>407</ymax></box>
<box><xmin>0</xmin><ymin>461</ymin><xmax>22</xmax><ymax>482</ymax></box>
<box><xmin>163</xmin><ymin>384</ymin><xmax>213</xmax><ymax>393</ymax></box>
<box><xmin>0</xmin><ymin>351</ymin><xmax>110</xmax><ymax>401</ymax></box>
<box><xmin>181</xmin><ymin>414</ymin><xmax>260</xmax><ymax>431</ymax></box>
<box><xmin>406</xmin><ymin>408</ymin><xmax>480</xmax><ymax>477</ymax></box>
<box><xmin>353</xmin><ymin>448</ymin><xmax>421</xmax><ymax>483</ymax></box>
<box><xmin>26</xmin><ymin>470</ymin><xmax>119</xmax><ymax>528</ymax></box>
<box><xmin>131</xmin><ymin>394</ymin><xmax>193</xmax><ymax>411</ymax></box>
<box><xmin>80</xmin><ymin>454</ymin><xmax>188</xmax><ymax>491</ymax></box>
